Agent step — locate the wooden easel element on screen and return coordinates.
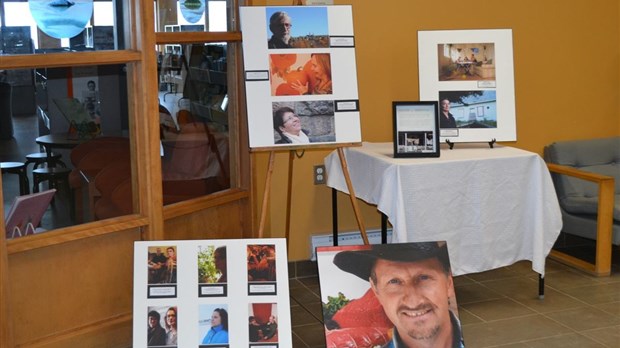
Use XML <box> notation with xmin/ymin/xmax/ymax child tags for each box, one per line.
<box><xmin>257</xmin><ymin>145</ymin><xmax>369</xmax><ymax>251</ymax></box>
<box><xmin>257</xmin><ymin>1</ymin><xmax>366</xmax><ymax>248</ymax></box>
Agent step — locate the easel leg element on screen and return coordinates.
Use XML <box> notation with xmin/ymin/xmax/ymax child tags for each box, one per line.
<box><xmin>258</xmin><ymin>151</ymin><xmax>276</xmax><ymax>238</ymax></box>
<box><xmin>332</xmin><ymin>188</ymin><xmax>338</xmax><ymax>246</ymax></box>
<box><xmin>337</xmin><ymin>148</ymin><xmax>369</xmax><ymax>245</ymax></box>
<box><xmin>285</xmin><ymin>151</ymin><xmax>294</xmax><ymax>251</ymax></box>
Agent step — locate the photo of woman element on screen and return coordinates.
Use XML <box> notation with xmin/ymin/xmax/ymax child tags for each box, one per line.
<box><xmin>201</xmin><ymin>308</ymin><xmax>229</xmax><ymax>345</ymax></box>
<box><xmin>273</xmin><ymin>106</ymin><xmax>310</xmax><ymax>144</ymax></box>
<box><xmin>269</xmin><ymin>53</ymin><xmax>332</xmax><ymax>96</ymax></box>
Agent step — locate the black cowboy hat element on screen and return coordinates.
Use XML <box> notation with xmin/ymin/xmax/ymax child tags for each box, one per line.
<box><xmin>333</xmin><ymin>241</ymin><xmax>451</xmax><ymax>281</ymax></box>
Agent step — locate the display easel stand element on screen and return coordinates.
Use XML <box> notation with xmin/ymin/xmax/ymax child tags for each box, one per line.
<box><xmin>445</xmin><ymin>138</ymin><xmax>496</xmax><ymax>149</ymax></box>
<box><xmin>257</xmin><ymin>146</ymin><xmax>369</xmax><ymax>252</ymax></box>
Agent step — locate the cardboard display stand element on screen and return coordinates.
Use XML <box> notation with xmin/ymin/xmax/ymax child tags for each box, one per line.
<box><xmin>316</xmin><ymin>242</ymin><xmax>466</xmax><ymax>347</ymax></box>
<box><xmin>133</xmin><ymin>239</ymin><xmax>292</xmax><ymax>348</ymax></box>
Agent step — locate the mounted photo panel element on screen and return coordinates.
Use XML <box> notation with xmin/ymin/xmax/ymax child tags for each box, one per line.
<box><xmin>317</xmin><ymin>242</ymin><xmax>465</xmax><ymax>347</ymax></box>
<box><xmin>418</xmin><ymin>29</ymin><xmax>516</xmax><ymax>143</ymax></box>
<box><xmin>240</xmin><ymin>6</ymin><xmax>362</xmax><ymax>149</ymax></box>
<box><xmin>133</xmin><ymin>239</ymin><xmax>292</xmax><ymax>347</ymax></box>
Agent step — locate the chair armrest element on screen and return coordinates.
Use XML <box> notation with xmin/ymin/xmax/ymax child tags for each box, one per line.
<box><xmin>546</xmin><ymin>163</ymin><xmax>615</xmax><ymax>184</ymax></box>
<box><xmin>546</xmin><ymin>163</ymin><xmax>615</xmax><ymax>215</ymax></box>
<box><xmin>547</xmin><ymin>162</ymin><xmax>615</xmax><ymax>276</ymax></box>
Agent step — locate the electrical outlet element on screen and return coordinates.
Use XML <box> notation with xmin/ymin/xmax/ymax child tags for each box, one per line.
<box><xmin>313</xmin><ymin>164</ymin><xmax>326</xmax><ymax>185</ymax></box>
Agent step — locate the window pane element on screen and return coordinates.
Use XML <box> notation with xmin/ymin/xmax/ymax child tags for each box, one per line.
<box><xmin>158</xmin><ymin>43</ymin><xmax>231</xmax><ymax>204</ymax></box>
<box><xmin>1</xmin><ymin>63</ymin><xmax>134</xmax><ymax>237</ymax></box>
<box><xmin>156</xmin><ymin>0</ymin><xmax>228</xmax><ymax>32</ymax></box>
<box><xmin>0</xmin><ymin>0</ymin><xmax>123</xmax><ymax>54</ymax></box>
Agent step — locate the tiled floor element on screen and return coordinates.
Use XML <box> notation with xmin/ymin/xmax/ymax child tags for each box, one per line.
<box><xmin>288</xmin><ymin>256</ymin><xmax>620</xmax><ymax>347</ymax></box>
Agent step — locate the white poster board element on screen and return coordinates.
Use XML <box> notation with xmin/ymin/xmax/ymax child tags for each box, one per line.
<box><xmin>133</xmin><ymin>238</ymin><xmax>292</xmax><ymax>348</ymax></box>
<box><xmin>418</xmin><ymin>29</ymin><xmax>516</xmax><ymax>143</ymax></box>
<box><xmin>240</xmin><ymin>6</ymin><xmax>361</xmax><ymax>149</ymax></box>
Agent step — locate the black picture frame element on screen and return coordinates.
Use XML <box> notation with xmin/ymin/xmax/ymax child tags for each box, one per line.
<box><xmin>392</xmin><ymin>101</ymin><xmax>440</xmax><ymax>158</ymax></box>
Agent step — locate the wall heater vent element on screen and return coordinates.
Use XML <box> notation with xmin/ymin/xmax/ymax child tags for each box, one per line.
<box><xmin>310</xmin><ymin>229</ymin><xmax>393</xmax><ymax>260</ymax></box>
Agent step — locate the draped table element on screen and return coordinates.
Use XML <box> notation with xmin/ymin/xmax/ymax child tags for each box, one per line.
<box><xmin>325</xmin><ymin>142</ymin><xmax>562</xmax><ymax>277</ymax></box>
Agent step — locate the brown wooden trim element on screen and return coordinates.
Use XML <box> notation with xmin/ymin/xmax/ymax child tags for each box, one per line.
<box><xmin>163</xmin><ymin>188</ymin><xmax>249</xmax><ymax>219</ymax></box>
<box><xmin>6</xmin><ymin>215</ymin><xmax>148</xmax><ymax>254</ymax></box>
<box><xmin>250</xmin><ymin>142</ymin><xmax>363</xmax><ymax>153</ymax></box>
<box><xmin>156</xmin><ymin>31</ymin><xmax>242</xmax><ymax>44</ymax></box>
<box><xmin>19</xmin><ymin>312</ymin><xmax>132</xmax><ymax>347</ymax></box>
<box><xmin>1</xmin><ymin>0</ymin><xmax>251</xmax><ymax>344</ymax></box>
<box><xmin>132</xmin><ymin>0</ymin><xmax>166</xmax><ymax>241</ymax></box>
<box><xmin>0</xmin><ymin>181</ymin><xmax>14</xmax><ymax>348</ymax></box>
<box><xmin>0</xmin><ymin>50</ymin><xmax>142</xmax><ymax>70</ymax></box>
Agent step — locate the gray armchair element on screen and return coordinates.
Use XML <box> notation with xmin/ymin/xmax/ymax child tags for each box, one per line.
<box><xmin>544</xmin><ymin>136</ymin><xmax>620</xmax><ymax>276</ymax></box>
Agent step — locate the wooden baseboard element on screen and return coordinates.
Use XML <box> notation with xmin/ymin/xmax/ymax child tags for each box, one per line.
<box><xmin>18</xmin><ymin>313</ymin><xmax>132</xmax><ymax>348</ymax></box>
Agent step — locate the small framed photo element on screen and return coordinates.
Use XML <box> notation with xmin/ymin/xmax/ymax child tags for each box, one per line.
<box><xmin>392</xmin><ymin>101</ymin><xmax>440</xmax><ymax>158</ymax></box>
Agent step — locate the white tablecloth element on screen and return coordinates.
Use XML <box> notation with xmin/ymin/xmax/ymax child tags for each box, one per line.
<box><xmin>325</xmin><ymin>142</ymin><xmax>563</xmax><ymax>276</ymax></box>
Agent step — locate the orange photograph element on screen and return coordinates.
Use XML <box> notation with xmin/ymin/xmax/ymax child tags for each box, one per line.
<box><xmin>269</xmin><ymin>53</ymin><xmax>332</xmax><ymax>96</ymax></box>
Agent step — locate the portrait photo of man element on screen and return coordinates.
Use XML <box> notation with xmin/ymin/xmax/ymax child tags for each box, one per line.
<box><xmin>318</xmin><ymin>242</ymin><xmax>465</xmax><ymax>348</ymax></box>
<box><xmin>265</xmin><ymin>7</ymin><xmax>329</xmax><ymax>49</ymax></box>
<box><xmin>267</xmin><ymin>11</ymin><xmax>292</xmax><ymax>49</ymax></box>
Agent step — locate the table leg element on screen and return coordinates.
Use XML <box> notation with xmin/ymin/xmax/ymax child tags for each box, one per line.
<box><xmin>538</xmin><ymin>275</ymin><xmax>545</xmax><ymax>299</ymax></box>
<box><xmin>43</xmin><ymin>145</ymin><xmax>56</xmax><ymax>168</ymax></box>
<box><xmin>20</xmin><ymin>167</ymin><xmax>30</xmax><ymax>195</ymax></box>
<box><xmin>381</xmin><ymin>212</ymin><xmax>387</xmax><ymax>244</ymax></box>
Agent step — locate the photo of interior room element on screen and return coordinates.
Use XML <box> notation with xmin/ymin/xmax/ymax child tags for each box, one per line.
<box><xmin>0</xmin><ymin>1</ymin><xmax>618</xmax><ymax>347</ymax></box>
<box><xmin>438</xmin><ymin>42</ymin><xmax>496</xmax><ymax>81</ymax></box>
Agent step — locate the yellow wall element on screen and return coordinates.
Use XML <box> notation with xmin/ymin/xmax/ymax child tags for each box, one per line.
<box><xmin>252</xmin><ymin>0</ymin><xmax>620</xmax><ymax>260</ymax></box>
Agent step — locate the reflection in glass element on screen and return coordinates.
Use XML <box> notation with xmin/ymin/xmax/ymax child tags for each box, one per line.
<box><xmin>180</xmin><ymin>0</ymin><xmax>205</xmax><ymax>24</ymax></box>
<box><xmin>158</xmin><ymin>44</ymin><xmax>231</xmax><ymax>204</ymax></box>
<box><xmin>1</xmin><ymin>0</ymin><xmax>117</xmax><ymax>54</ymax></box>
<box><xmin>156</xmin><ymin>0</ymin><xmax>227</xmax><ymax>32</ymax></box>
<box><xmin>1</xmin><ymin>64</ymin><xmax>132</xmax><ymax>238</ymax></box>
<box><xmin>29</xmin><ymin>0</ymin><xmax>93</xmax><ymax>40</ymax></box>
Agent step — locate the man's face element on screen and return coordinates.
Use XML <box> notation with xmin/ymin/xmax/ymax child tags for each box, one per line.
<box><xmin>148</xmin><ymin>316</ymin><xmax>158</xmax><ymax>328</ymax></box>
<box><xmin>271</xmin><ymin>15</ymin><xmax>291</xmax><ymax>41</ymax></box>
<box><xmin>370</xmin><ymin>258</ymin><xmax>455</xmax><ymax>346</ymax></box>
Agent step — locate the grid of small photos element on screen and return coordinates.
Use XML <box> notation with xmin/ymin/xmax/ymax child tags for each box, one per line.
<box><xmin>133</xmin><ymin>239</ymin><xmax>292</xmax><ymax>348</ymax></box>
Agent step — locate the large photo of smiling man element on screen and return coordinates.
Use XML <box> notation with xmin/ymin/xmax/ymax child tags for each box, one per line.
<box><xmin>317</xmin><ymin>242</ymin><xmax>465</xmax><ymax>348</ymax></box>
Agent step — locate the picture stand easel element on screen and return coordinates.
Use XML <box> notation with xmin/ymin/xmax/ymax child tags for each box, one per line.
<box><xmin>445</xmin><ymin>138</ymin><xmax>497</xmax><ymax>149</ymax></box>
<box><xmin>257</xmin><ymin>145</ymin><xmax>369</xmax><ymax>252</ymax></box>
